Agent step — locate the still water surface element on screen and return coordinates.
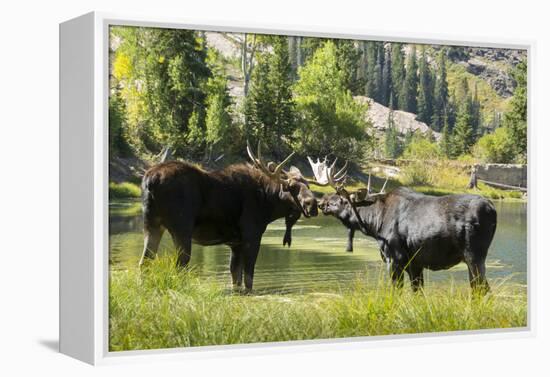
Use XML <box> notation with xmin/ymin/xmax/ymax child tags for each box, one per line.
<box><xmin>109</xmin><ymin>201</ymin><xmax>527</xmax><ymax>293</ymax></box>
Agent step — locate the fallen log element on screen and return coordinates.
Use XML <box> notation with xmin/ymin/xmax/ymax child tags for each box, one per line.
<box><xmin>478</xmin><ymin>179</ymin><xmax>527</xmax><ymax>192</ymax></box>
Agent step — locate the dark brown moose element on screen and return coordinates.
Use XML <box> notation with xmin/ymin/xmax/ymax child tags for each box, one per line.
<box><xmin>310</xmin><ymin>157</ymin><xmax>497</xmax><ymax>294</ymax></box>
<box><xmin>139</xmin><ymin>143</ymin><xmax>321</xmax><ymax>292</ymax></box>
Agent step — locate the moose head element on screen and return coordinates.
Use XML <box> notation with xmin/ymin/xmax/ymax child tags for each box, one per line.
<box><xmin>307</xmin><ymin>156</ymin><xmax>387</xmax><ymax>221</ymax></box>
<box><xmin>246</xmin><ymin>141</ymin><xmax>318</xmax><ymax>218</ymax></box>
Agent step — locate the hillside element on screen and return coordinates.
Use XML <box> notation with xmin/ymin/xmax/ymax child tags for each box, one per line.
<box><xmin>205</xmin><ymin>32</ymin><xmax>525</xmax><ymax>135</ymax></box>
<box><xmin>436</xmin><ymin>46</ymin><xmax>526</xmax><ymax>121</ymax></box>
<box><xmin>109</xmin><ymin>27</ymin><xmax>527</xmax><ymax>179</ymax></box>
<box><xmin>449</xmin><ymin>46</ymin><xmax>525</xmax><ymax>97</ymax></box>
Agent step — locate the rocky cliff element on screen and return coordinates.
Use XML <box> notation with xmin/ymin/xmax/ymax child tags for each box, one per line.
<box><xmin>355</xmin><ymin>96</ymin><xmax>441</xmax><ymax>140</ymax></box>
<box><xmin>445</xmin><ymin>46</ymin><xmax>526</xmax><ymax>97</ymax></box>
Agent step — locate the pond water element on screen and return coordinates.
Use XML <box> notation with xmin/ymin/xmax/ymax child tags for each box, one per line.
<box><xmin>109</xmin><ymin>200</ymin><xmax>527</xmax><ymax>293</ymax></box>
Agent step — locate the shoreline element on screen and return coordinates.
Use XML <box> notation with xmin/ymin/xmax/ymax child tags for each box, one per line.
<box><xmin>109</xmin><ymin>180</ymin><xmax>527</xmax><ymax>204</ymax></box>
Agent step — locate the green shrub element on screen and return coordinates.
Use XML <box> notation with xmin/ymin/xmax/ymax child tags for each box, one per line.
<box><xmin>402</xmin><ymin>136</ymin><xmax>442</xmax><ymax>161</ymax></box>
<box><xmin>292</xmin><ymin>41</ymin><xmax>369</xmax><ymax>161</ymax></box>
<box><xmin>472</xmin><ymin>127</ymin><xmax>516</xmax><ymax>163</ymax></box>
<box><xmin>109</xmin><ymin>182</ymin><xmax>141</xmax><ymax>199</ymax></box>
<box><xmin>400</xmin><ymin>161</ymin><xmax>433</xmax><ymax>186</ymax></box>
<box><xmin>400</xmin><ymin>160</ymin><xmax>468</xmax><ymax>188</ymax></box>
<box><xmin>508</xmin><ymin>191</ymin><xmax>524</xmax><ymax>199</ymax></box>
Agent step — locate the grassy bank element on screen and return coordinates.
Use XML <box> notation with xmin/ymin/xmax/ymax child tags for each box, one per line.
<box><xmin>397</xmin><ymin>160</ymin><xmax>525</xmax><ymax>201</ymax></box>
<box><xmin>412</xmin><ymin>183</ymin><xmax>524</xmax><ymax>201</ymax></box>
<box><xmin>109</xmin><ymin>182</ymin><xmax>141</xmax><ymax>199</ymax></box>
<box><xmin>109</xmin><ymin>255</ymin><xmax>527</xmax><ymax>351</ymax></box>
<box><xmin>312</xmin><ymin>178</ymin><xmax>524</xmax><ymax>202</ymax></box>
<box><xmin>108</xmin><ymin>157</ymin><xmax>525</xmax><ymax>202</ymax></box>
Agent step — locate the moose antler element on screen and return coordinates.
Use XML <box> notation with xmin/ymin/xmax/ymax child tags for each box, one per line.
<box><xmin>379</xmin><ymin>176</ymin><xmax>389</xmax><ymax>194</ymax></box>
<box><xmin>366</xmin><ymin>173</ymin><xmax>388</xmax><ymax>195</ymax></box>
<box><xmin>247</xmin><ymin>140</ymin><xmax>295</xmax><ymax>182</ymax></box>
<box><xmin>306</xmin><ymin>156</ymin><xmax>348</xmax><ymax>189</ymax></box>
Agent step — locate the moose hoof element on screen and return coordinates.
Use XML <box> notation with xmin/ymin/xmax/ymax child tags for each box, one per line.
<box><xmin>283</xmin><ymin>236</ymin><xmax>291</xmax><ymax>247</ymax></box>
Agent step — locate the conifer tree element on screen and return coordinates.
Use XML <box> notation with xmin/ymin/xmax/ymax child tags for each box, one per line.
<box><xmin>384</xmin><ymin>95</ymin><xmax>402</xmax><ymax>158</ymax></box>
<box><xmin>268</xmin><ymin>36</ymin><xmax>297</xmax><ymax>156</ymax></box>
<box><xmin>452</xmin><ymin>101</ymin><xmax>474</xmax><ymax>156</ymax></box>
<box><xmin>401</xmin><ymin>45</ymin><xmax>418</xmax><ymax>113</ymax></box>
<box><xmin>244</xmin><ymin>53</ymin><xmax>272</xmax><ymax>141</ymax></box>
<box><xmin>439</xmin><ymin>111</ymin><xmax>452</xmax><ymax>158</ymax></box>
<box><xmin>446</xmin><ymin>90</ymin><xmax>458</xmax><ymax>129</ymax></box>
<box><xmin>335</xmin><ymin>40</ymin><xmax>360</xmax><ymax>94</ymax></box>
<box><xmin>470</xmin><ymin>84</ymin><xmax>482</xmax><ymax>139</ymax></box>
<box><xmin>391</xmin><ymin>43</ymin><xmax>405</xmax><ymax>110</ymax></box>
<box><xmin>431</xmin><ymin>50</ymin><xmax>449</xmax><ymax>131</ymax></box>
<box><xmin>144</xmin><ymin>29</ymin><xmax>211</xmax><ymax>154</ymax></box>
<box><xmin>244</xmin><ymin>37</ymin><xmax>296</xmax><ymax>155</ymax></box>
<box><xmin>375</xmin><ymin>43</ymin><xmax>385</xmax><ymax>104</ymax></box>
<box><xmin>502</xmin><ymin>59</ymin><xmax>527</xmax><ymax>161</ymax></box>
<box><xmin>357</xmin><ymin>42</ymin><xmax>368</xmax><ymax>95</ymax></box>
<box><xmin>204</xmin><ymin>74</ymin><xmax>232</xmax><ymax>160</ymax></box>
<box><xmin>457</xmin><ymin>76</ymin><xmax>470</xmax><ymax>102</ymax></box>
<box><xmin>365</xmin><ymin>42</ymin><xmax>378</xmax><ymax>99</ymax></box>
<box><xmin>382</xmin><ymin>47</ymin><xmax>392</xmax><ymax>107</ymax></box>
<box><xmin>417</xmin><ymin>46</ymin><xmax>434</xmax><ymax>124</ymax></box>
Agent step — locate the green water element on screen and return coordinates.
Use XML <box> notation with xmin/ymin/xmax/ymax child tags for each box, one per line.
<box><xmin>109</xmin><ymin>201</ymin><xmax>527</xmax><ymax>293</ymax></box>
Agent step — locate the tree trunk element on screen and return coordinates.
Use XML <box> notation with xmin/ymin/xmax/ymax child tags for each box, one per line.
<box><xmin>296</xmin><ymin>36</ymin><xmax>303</xmax><ymax>67</ymax></box>
<box><xmin>241</xmin><ymin>34</ymin><xmax>257</xmax><ymax>97</ymax></box>
<box><xmin>160</xmin><ymin>146</ymin><xmax>173</xmax><ymax>162</ymax></box>
<box><xmin>241</xmin><ymin>34</ymin><xmax>248</xmax><ymax>96</ymax></box>
<box><xmin>467</xmin><ymin>165</ymin><xmax>478</xmax><ymax>189</ymax></box>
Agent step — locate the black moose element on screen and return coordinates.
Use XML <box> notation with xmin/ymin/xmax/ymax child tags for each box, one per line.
<box><xmin>139</xmin><ymin>143</ymin><xmax>321</xmax><ymax>292</ymax></box>
<box><xmin>311</xmin><ymin>169</ymin><xmax>388</xmax><ymax>253</ymax></box>
<box><xmin>310</xmin><ymin>158</ymin><xmax>497</xmax><ymax>294</ymax></box>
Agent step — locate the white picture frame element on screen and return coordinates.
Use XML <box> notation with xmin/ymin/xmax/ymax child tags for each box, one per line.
<box><xmin>59</xmin><ymin>11</ymin><xmax>534</xmax><ymax>365</ymax></box>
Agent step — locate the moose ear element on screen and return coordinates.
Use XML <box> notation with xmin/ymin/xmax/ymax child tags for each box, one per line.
<box><xmin>286</xmin><ymin>180</ymin><xmax>301</xmax><ymax>196</ymax></box>
<box><xmin>280</xmin><ymin>180</ymin><xmax>300</xmax><ymax>197</ymax></box>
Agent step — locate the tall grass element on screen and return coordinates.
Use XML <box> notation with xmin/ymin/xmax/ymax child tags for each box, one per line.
<box><xmin>109</xmin><ymin>255</ymin><xmax>527</xmax><ymax>351</ymax></box>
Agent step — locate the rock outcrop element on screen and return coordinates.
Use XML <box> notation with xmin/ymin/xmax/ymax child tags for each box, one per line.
<box><xmin>356</xmin><ymin>96</ymin><xmax>441</xmax><ymax>140</ymax></box>
<box><xmin>452</xmin><ymin>47</ymin><xmax>526</xmax><ymax>97</ymax></box>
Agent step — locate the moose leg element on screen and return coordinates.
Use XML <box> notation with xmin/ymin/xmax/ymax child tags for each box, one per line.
<box><xmin>390</xmin><ymin>263</ymin><xmax>405</xmax><ymax>289</ymax></box>
<box><xmin>407</xmin><ymin>265</ymin><xmax>424</xmax><ymax>292</ymax></box>
<box><xmin>283</xmin><ymin>212</ymin><xmax>299</xmax><ymax>247</ymax></box>
<box><xmin>390</xmin><ymin>262</ymin><xmax>405</xmax><ymax>288</ymax></box>
<box><xmin>346</xmin><ymin>228</ymin><xmax>355</xmax><ymax>252</ymax></box>
<box><xmin>465</xmin><ymin>257</ymin><xmax>490</xmax><ymax>295</ymax></box>
<box><xmin>386</xmin><ymin>240</ymin><xmax>404</xmax><ymax>288</ymax></box>
<box><xmin>139</xmin><ymin>225</ymin><xmax>164</xmax><ymax>267</ymax></box>
<box><xmin>230</xmin><ymin>246</ymin><xmax>244</xmax><ymax>288</ymax></box>
<box><xmin>165</xmin><ymin>200</ymin><xmax>197</xmax><ymax>268</ymax></box>
<box><xmin>242</xmin><ymin>239</ymin><xmax>261</xmax><ymax>293</ymax></box>
<box><xmin>166</xmin><ymin>218</ymin><xmax>194</xmax><ymax>269</ymax></box>
<box><xmin>171</xmin><ymin>232</ymin><xmax>193</xmax><ymax>268</ymax></box>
